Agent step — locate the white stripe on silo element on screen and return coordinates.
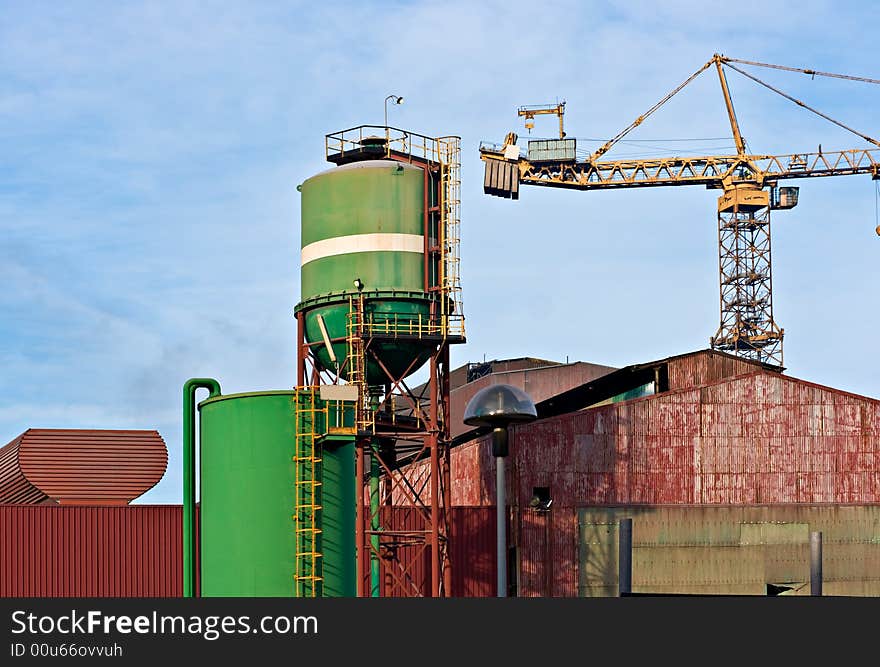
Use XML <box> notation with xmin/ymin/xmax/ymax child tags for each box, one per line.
<box><xmin>301</xmin><ymin>233</ymin><xmax>424</xmax><ymax>266</ymax></box>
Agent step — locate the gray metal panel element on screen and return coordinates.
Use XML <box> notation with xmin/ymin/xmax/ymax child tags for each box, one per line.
<box><xmin>527</xmin><ymin>138</ymin><xmax>576</xmax><ymax>162</ymax></box>
<box><xmin>577</xmin><ymin>505</ymin><xmax>880</xmax><ymax>596</ymax></box>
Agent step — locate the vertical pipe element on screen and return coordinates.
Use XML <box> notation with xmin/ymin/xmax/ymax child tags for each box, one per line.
<box><xmin>619</xmin><ymin>518</ymin><xmax>633</xmax><ymax>597</ymax></box>
<box><xmin>182</xmin><ymin>378</ymin><xmax>221</xmax><ymax>598</ymax></box>
<box><xmin>440</xmin><ymin>344</ymin><xmax>453</xmax><ymax>596</ymax></box>
<box><xmin>810</xmin><ymin>531</ymin><xmax>823</xmax><ymax>596</ymax></box>
<box><xmin>355</xmin><ymin>440</ymin><xmax>365</xmax><ymax>598</ymax></box>
<box><xmin>369</xmin><ymin>442</ymin><xmax>381</xmax><ymax>597</ymax></box>
<box><xmin>496</xmin><ymin>454</ymin><xmax>506</xmax><ymax>598</ymax></box>
<box><xmin>544</xmin><ymin>508</ymin><xmax>551</xmax><ymax>597</ymax></box>
<box><xmin>382</xmin><ymin>467</ymin><xmax>393</xmax><ymax>598</ymax></box>
<box><xmin>423</xmin><ymin>166</ymin><xmax>430</xmax><ymax>291</ymax></box>
<box><xmin>296</xmin><ymin>310</ymin><xmax>306</xmax><ymax>386</ymax></box>
<box><xmin>429</xmin><ymin>354</ymin><xmax>440</xmax><ymax>597</ymax></box>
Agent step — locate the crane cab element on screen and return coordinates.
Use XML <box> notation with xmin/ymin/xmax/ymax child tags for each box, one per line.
<box><xmin>770</xmin><ymin>185</ymin><xmax>799</xmax><ymax>210</ymax></box>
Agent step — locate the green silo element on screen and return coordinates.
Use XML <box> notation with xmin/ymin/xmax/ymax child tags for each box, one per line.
<box><xmin>295</xmin><ymin>159</ymin><xmax>438</xmax><ymax>384</ymax></box>
<box><xmin>197</xmin><ymin>390</ymin><xmax>356</xmax><ymax>597</ymax></box>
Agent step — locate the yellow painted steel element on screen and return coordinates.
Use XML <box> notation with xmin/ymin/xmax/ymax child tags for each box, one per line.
<box><xmin>346</xmin><ymin>295</ymin><xmax>374</xmax><ymax>436</ymax></box>
<box><xmin>292</xmin><ymin>388</ymin><xmax>324</xmax><ymax>597</ymax></box>
<box><xmin>517</xmin><ymin>102</ymin><xmax>566</xmax><ymax>138</ymax></box>
<box><xmin>480</xmin><ymin>54</ymin><xmax>880</xmax><ymax>368</ymax></box>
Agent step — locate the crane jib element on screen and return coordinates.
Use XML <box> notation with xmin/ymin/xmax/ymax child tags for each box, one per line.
<box><xmin>480</xmin><ymin>148</ymin><xmax>879</xmax><ymax>195</ymax></box>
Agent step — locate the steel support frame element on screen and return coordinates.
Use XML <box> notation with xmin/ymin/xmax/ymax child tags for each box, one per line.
<box><xmin>358</xmin><ymin>340</ymin><xmax>452</xmax><ymax>598</ymax></box>
<box><xmin>711</xmin><ymin>193</ymin><xmax>784</xmax><ymax>366</ymax></box>
<box><xmin>296</xmin><ymin>324</ymin><xmax>453</xmax><ymax>597</ymax></box>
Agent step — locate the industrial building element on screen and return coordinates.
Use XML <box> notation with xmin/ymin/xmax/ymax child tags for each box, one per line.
<box><xmin>2</xmin><ymin>348</ymin><xmax>879</xmax><ymax>597</ymax></box>
<box><xmin>3</xmin><ymin>66</ymin><xmax>879</xmax><ymax>597</ymax></box>
<box><xmin>401</xmin><ymin>349</ymin><xmax>880</xmax><ymax>596</ymax></box>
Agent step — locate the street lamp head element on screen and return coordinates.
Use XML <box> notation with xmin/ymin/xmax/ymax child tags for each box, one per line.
<box><xmin>463</xmin><ymin>384</ymin><xmax>537</xmax><ymax>429</ymax></box>
<box><xmin>353</xmin><ymin>277</ymin><xmax>365</xmax><ymax>292</ymax></box>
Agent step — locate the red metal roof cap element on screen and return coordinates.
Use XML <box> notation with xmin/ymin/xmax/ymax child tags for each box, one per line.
<box><xmin>0</xmin><ymin>429</ymin><xmax>167</xmax><ymax>505</ymax></box>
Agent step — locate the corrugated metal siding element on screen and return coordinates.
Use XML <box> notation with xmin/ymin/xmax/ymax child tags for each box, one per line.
<box><xmin>8</xmin><ymin>429</ymin><xmax>168</xmax><ymax>504</ymax></box>
<box><xmin>578</xmin><ymin>505</ymin><xmax>880</xmax><ymax>596</ymax></box>
<box><xmin>509</xmin><ymin>371</ymin><xmax>880</xmax><ymax>512</ymax></box>
<box><xmin>396</xmin><ymin>434</ymin><xmax>495</xmax><ymax>506</ymax></box>
<box><xmin>0</xmin><ymin>505</ymin><xmax>184</xmax><ymax>597</ymax></box>
<box><xmin>0</xmin><ymin>435</ymin><xmax>46</xmax><ymax>504</ymax></box>
<box><xmin>357</xmin><ymin>506</ymin><xmax>495</xmax><ymax>597</ymax></box>
<box><xmin>450</xmin><ymin>507</ymin><xmax>496</xmax><ymax>597</ymax></box>
<box><xmin>666</xmin><ymin>351</ymin><xmax>767</xmax><ymax>391</ymax></box>
<box><xmin>438</xmin><ymin>368</ymin><xmax>880</xmax><ymax>596</ymax></box>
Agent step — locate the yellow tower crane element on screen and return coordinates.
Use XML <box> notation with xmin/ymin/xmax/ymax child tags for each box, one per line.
<box><xmin>480</xmin><ymin>54</ymin><xmax>880</xmax><ymax>367</ymax></box>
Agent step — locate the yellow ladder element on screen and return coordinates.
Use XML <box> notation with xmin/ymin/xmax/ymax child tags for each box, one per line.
<box><xmin>347</xmin><ymin>295</ymin><xmax>374</xmax><ymax>435</ymax></box>
<box><xmin>293</xmin><ymin>388</ymin><xmax>323</xmax><ymax>597</ymax></box>
<box><xmin>438</xmin><ymin>136</ymin><xmax>465</xmax><ymax>338</ymax></box>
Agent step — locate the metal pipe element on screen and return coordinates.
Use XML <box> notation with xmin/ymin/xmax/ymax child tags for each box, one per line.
<box><xmin>810</xmin><ymin>531</ymin><xmax>823</xmax><ymax>596</ymax></box>
<box><xmin>296</xmin><ymin>310</ymin><xmax>306</xmax><ymax>386</ymax></box>
<box><xmin>496</xmin><ymin>453</ymin><xmax>506</xmax><ymax>597</ymax></box>
<box><xmin>618</xmin><ymin>518</ymin><xmax>633</xmax><ymax>597</ymax></box>
<box><xmin>315</xmin><ymin>314</ymin><xmax>337</xmax><ymax>366</ymax></box>
<box><xmin>369</xmin><ymin>442</ymin><xmax>381</xmax><ymax>597</ymax></box>
<box><xmin>355</xmin><ymin>440</ymin><xmax>365</xmax><ymax>597</ymax></box>
<box><xmin>182</xmin><ymin>377</ymin><xmax>221</xmax><ymax>598</ymax></box>
<box><xmin>441</xmin><ymin>348</ymin><xmax>453</xmax><ymax>596</ymax></box>
<box><xmin>429</xmin><ymin>356</ymin><xmax>440</xmax><ymax>597</ymax></box>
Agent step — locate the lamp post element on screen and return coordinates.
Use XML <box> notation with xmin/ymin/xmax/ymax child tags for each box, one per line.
<box><xmin>384</xmin><ymin>94</ymin><xmax>403</xmax><ymax>156</ymax></box>
<box><xmin>463</xmin><ymin>384</ymin><xmax>537</xmax><ymax>597</ymax></box>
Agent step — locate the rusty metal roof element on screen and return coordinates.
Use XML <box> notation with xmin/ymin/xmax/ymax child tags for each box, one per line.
<box><xmin>452</xmin><ymin>349</ymin><xmax>783</xmax><ymax>447</ymax></box>
<box><xmin>0</xmin><ymin>429</ymin><xmax>167</xmax><ymax>505</ymax></box>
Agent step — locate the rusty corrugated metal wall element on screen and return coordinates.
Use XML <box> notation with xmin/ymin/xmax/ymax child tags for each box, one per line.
<box><xmin>511</xmin><ymin>370</ymin><xmax>880</xmax><ymax>595</ymax></box>
<box><xmin>0</xmin><ymin>505</ymin><xmax>185</xmax><ymax>597</ymax></box>
<box><xmin>665</xmin><ymin>350</ymin><xmax>768</xmax><ymax>391</ymax></box>
<box><xmin>410</xmin><ymin>362</ymin><xmax>880</xmax><ymax>597</ymax></box>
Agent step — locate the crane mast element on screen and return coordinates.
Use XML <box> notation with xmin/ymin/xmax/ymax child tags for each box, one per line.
<box><xmin>480</xmin><ymin>54</ymin><xmax>880</xmax><ymax>367</ymax></box>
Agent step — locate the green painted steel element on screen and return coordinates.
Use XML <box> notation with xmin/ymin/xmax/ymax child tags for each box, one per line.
<box><xmin>296</xmin><ymin>159</ymin><xmax>435</xmax><ymax>384</ymax></box>
<box><xmin>182</xmin><ymin>378</ymin><xmax>221</xmax><ymax>598</ymax></box>
<box><xmin>319</xmin><ymin>434</ymin><xmax>357</xmax><ymax>597</ymax></box>
<box><xmin>198</xmin><ymin>390</ymin><xmax>355</xmax><ymax>597</ymax></box>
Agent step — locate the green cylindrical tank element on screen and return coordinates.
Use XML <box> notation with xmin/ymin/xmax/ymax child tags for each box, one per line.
<box><xmin>295</xmin><ymin>159</ymin><xmax>438</xmax><ymax>384</ymax></box>
<box><xmin>198</xmin><ymin>390</ymin><xmax>355</xmax><ymax>597</ymax></box>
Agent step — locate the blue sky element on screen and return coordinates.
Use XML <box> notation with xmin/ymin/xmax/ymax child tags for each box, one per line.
<box><xmin>2</xmin><ymin>1</ymin><xmax>878</xmax><ymax>503</ymax></box>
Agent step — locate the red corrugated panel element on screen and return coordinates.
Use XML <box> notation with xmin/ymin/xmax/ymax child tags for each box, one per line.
<box><xmin>518</xmin><ymin>509</ymin><xmax>545</xmax><ymax>597</ymax></box>
<box><xmin>20</xmin><ymin>430</ymin><xmax>167</xmax><ymax>504</ymax></box>
<box><xmin>450</xmin><ymin>507</ymin><xmax>495</xmax><ymax>597</ymax></box>
<box><xmin>666</xmin><ymin>350</ymin><xmax>766</xmax><ymax>391</ymax></box>
<box><xmin>0</xmin><ymin>435</ymin><xmax>46</xmax><ymax>504</ymax></box>
<box><xmin>0</xmin><ymin>505</ymin><xmax>184</xmax><ymax>597</ymax></box>
<box><xmin>0</xmin><ymin>430</ymin><xmax>167</xmax><ymax>505</ymax></box>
